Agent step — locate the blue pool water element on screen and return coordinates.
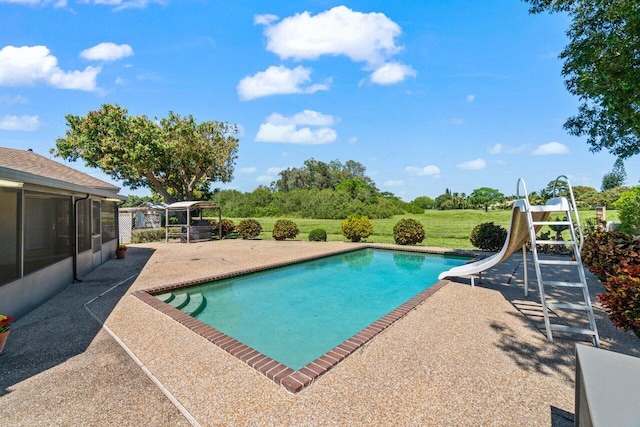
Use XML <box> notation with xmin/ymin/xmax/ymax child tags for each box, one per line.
<box><xmin>185</xmin><ymin>248</ymin><xmax>467</xmax><ymax>370</ymax></box>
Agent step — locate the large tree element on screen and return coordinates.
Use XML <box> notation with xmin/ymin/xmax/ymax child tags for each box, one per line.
<box><xmin>601</xmin><ymin>157</ymin><xmax>627</xmax><ymax>191</ymax></box>
<box><xmin>526</xmin><ymin>0</ymin><xmax>640</xmax><ymax>158</ymax></box>
<box><xmin>273</xmin><ymin>158</ymin><xmax>375</xmax><ymax>192</ymax></box>
<box><xmin>53</xmin><ymin>104</ymin><xmax>239</xmax><ymax>203</ymax></box>
<box><xmin>469</xmin><ymin>187</ymin><xmax>505</xmax><ymax>212</ymax></box>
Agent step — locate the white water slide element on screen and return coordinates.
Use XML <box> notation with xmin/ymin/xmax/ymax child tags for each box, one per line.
<box><xmin>438</xmin><ymin>198</ymin><xmax>552</xmax><ymax>283</ymax></box>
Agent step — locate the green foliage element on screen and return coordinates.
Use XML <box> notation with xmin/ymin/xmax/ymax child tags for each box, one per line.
<box><xmin>581</xmin><ymin>231</ymin><xmax>639</xmax><ymax>279</ymax></box>
<box><xmin>130</xmin><ymin>228</ymin><xmax>165</xmax><ymax>243</ymax></box>
<box><xmin>120</xmin><ymin>195</ymin><xmax>156</xmax><ymax>208</ymax></box>
<box><xmin>598</xmin><ymin>270</ymin><xmax>640</xmax><ymax>335</ymax></box>
<box><xmin>236</xmin><ymin>219</ymin><xmax>262</xmax><ymax>239</ymax></box>
<box><xmin>601</xmin><ymin>158</ymin><xmax>627</xmax><ymax>191</ymax></box>
<box><xmin>411</xmin><ymin>196</ymin><xmax>436</xmax><ymax>210</ymax></box>
<box><xmin>308</xmin><ymin>228</ymin><xmax>327</xmax><ymax>242</ymax></box>
<box><xmin>469</xmin><ymin>222</ymin><xmax>507</xmax><ymax>251</ymax></box>
<box><xmin>393</xmin><ymin>218</ymin><xmax>426</xmax><ymax>245</ymax></box>
<box><xmin>209</xmin><ymin>218</ymin><xmax>236</xmax><ymax>237</ymax></box>
<box><xmin>527</xmin><ymin>0</ymin><xmax>640</xmax><ymax>158</ymax></box>
<box><xmin>468</xmin><ymin>187</ymin><xmax>504</xmax><ymax>211</ymax></box>
<box><xmin>340</xmin><ymin>215</ymin><xmax>374</xmax><ymax>242</ymax></box>
<box><xmin>615</xmin><ymin>187</ymin><xmax>640</xmax><ymax>235</ymax></box>
<box><xmin>272</xmin><ymin>219</ymin><xmax>300</xmax><ymax>240</ymax></box>
<box><xmin>53</xmin><ymin>104</ymin><xmax>239</xmax><ymax>202</ymax></box>
<box><xmin>274</xmin><ymin>159</ymin><xmax>375</xmax><ymax>192</ymax></box>
<box><xmin>582</xmin><ymin>231</ymin><xmax>640</xmax><ymax>334</ymax></box>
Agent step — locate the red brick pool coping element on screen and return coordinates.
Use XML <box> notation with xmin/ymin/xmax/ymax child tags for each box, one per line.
<box><xmin>133</xmin><ymin>245</ymin><xmax>473</xmax><ymax>394</ymax></box>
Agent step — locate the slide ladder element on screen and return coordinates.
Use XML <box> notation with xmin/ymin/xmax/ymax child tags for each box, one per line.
<box><xmin>518</xmin><ymin>176</ymin><xmax>600</xmax><ymax>347</ymax></box>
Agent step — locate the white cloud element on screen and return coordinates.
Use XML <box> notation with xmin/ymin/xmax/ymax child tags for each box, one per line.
<box><xmin>255</xmin><ymin>123</ymin><xmax>337</xmax><ymax>144</ymax></box>
<box><xmin>0</xmin><ymin>45</ymin><xmax>100</xmax><ymax>91</ymax></box>
<box><xmin>257</xmin><ymin>6</ymin><xmax>412</xmax><ymax>85</ymax></box>
<box><xmin>466</xmin><ymin>94</ymin><xmax>475</xmax><ymax>103</ymax></box>
<box><xmin>488</xmin><ymin>143</ymin><xmax>502</xmax><ymax>154</ymax></box>
<box><xmin>255</xmin><ymin>110</ymin><xmax>338</xmax><ymax>145</ymax></box>
<box><xmin>532</xmin><ymin>141</ymin><xmax>569</xmax><ymax>155</ymax></box>
<box><xmin>370</xmin><ymin>62</ymin><xmax>416</xmax><ymax>85</ymax></box>
<box><xmin>260</xmin><ymin>6</ymin><xmax>401</xmax><ymax>64</ymax></box>
<box><xmin>237</xmin><ymin>65</ymin><xmax>329</xmax><ymax>100</ymax></box>
<box><xmin>0</xmin><ymin>94</ymin><xmax>28</xmax><ymax>105</ymax></box>
<box><xmin>254</xmin><ymin>14</ymin><xmax>278</xmax><ymax>25</ymax></box>
<box><xmin>80</xmin><ymin>42</ymin><xmax>134</xmax><ymax>61</ymax></box>
<box><xmin>406</xmin><ymin>165</ymin><xmax>441</xmax><ymax>176</ymax></box>
<box><xmin>457</xmin><ymin>158</ymin><xmax>487</xmax><ymax>170</ymax></box>
<box><xmin>348</xmin><ymin>136</ymin><xmax>358</xmax><ymax>143</ymax></box>
<box><xmin>114</xmin><ymin>77</ymin><xmax>125</xmax><ymax>85</ymax></box>
<box><xmin>0</xmin><ymin>115</ymin><xmax>39</xmax><ymax>131</ymax></box>
<box><xmin>239</xmin><ymin>167</ymin><xmax>257</xmax><ymax>174</ymax></box>
<box><xmin>266</xmin><ymin>167</ymin><xmax>284</xmax><ymax>175</ymax></box>
<box><xmin>383</xmin><ymin>180</ymin><xmax>404</xmax><ymax>187</ymax></box>
<box><xmin>266</xmin><ymin>109</ymin><xmax>335</xmax><ymax>126</ymax></box>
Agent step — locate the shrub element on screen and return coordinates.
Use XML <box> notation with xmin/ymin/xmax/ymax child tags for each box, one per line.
<box><xmin>340</xmin><ymin>215</ymin><xmax>374</xmax><ymax>242</ymax></box>
<box><xmin>209</xmin><ymin>218</ymin><xmax>236</xmax><ymax>237</ymax></box>
<box><xmin>131</xmin><ymin>228</ymin><xmax>165</xmax><ymax>243</ymax></box>
<box><xmin>597</xmin><ymin>268</ymin><xmax>640</xmax><ymax>335</ymax></box>
<box><xmin>272</xmin><ymin>219</ymin><xmax>299</xmax><ymax>241</ymax></box>
<box><xmin>582</xmin><ymin>231</ymin><xmax>640</xmax><ymax>335</ymax></box>
<box><xmin>308</xmin><ymin>228</ymin><xmax>327</xmax><ymax>242</ymax></box>
<box><xmin>236</xmin><ymin>219</ymin><xmax>262</xmax><ymax>239</ymax></box>
<box><xmin>615</xmin><ymin>186</ymin><xmax>640</xmax><ymax>235</ymax></box>
<box><xmin>393</xmin><ymin>218</ymin><xmax>425</xmax><ymax>245</ymax></box>
<box><xmin>469</xmin><ymin>222</ymin><xmax>507</xmax><ymax>251</ymax></box>
<box><xmin>581</xmin><ymin>231</ymin><xmax>640</xmax><ymax>280</ymax></box>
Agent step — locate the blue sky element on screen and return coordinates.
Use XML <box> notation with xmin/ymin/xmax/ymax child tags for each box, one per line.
<box><xmin>1</xmin><ymin>0</ymin><xmax>638</xmax><ymax>201</ymax></box>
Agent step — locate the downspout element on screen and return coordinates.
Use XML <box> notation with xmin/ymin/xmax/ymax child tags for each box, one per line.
<box><xmin>73</xmin><ymin>193</ymin><xmax>91</xmax><ymax>283</ymax></box>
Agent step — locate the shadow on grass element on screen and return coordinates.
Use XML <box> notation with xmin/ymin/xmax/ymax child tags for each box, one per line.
<box><xmin>0</xmin><ymin>247</ymin><xmax>155</xmax><ymax>397</ymax></box>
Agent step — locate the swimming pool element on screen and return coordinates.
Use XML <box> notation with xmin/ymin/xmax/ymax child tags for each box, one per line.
<box><xmin>136</xmin><ymin>246</ymin><xmax>470</xmax><ymax>393</ymax></box>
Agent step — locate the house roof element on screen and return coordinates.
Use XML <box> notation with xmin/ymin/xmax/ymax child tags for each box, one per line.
<box><xmin>0</xmin><ymin>147</ymin><xmax>126</xmax><ymax>199</ymax></box>
<box><xmin>166</xmin><ymin>201</ymin><xmax>220</xmax><ymax>210</ymax></box>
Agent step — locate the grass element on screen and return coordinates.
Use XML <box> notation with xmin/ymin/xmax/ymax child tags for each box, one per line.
<box><xmin>225</xmin><ymin>209</ymin><xmax>616</xmax><ymax>250</ymax></box>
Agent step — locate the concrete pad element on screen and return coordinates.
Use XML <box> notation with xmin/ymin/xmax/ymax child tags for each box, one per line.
<box><xmin>1</xmin><ymin>239</ymin><xmax>638</xmax><ymax>426</ymax></box>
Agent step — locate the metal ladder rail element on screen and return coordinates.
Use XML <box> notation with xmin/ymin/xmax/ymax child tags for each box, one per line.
<box><xmin>517</xmin><ymin>179</ymin><xmax>554</xmax><ymax>341</ymax></box>
<box><xmin>530</xmin><ymin>177</ymin><xmax>600</xmax><ymax>347</ymax></box>
<box><xmin>553</xmin><ymin>177</ymin><xmax>600</xmax><ymax>347</ymax></box>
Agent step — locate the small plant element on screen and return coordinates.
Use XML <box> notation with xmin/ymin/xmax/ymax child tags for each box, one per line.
<box><xmin>581</xmin><ymin>231</ymin><xmax>640</xmax><ymax>280</ymax></box>
<box><xmin>308</xmin><ymin>228</ymin><xmax>327</xmax><ymax>242</ymax></box>
<box><xmin>597</xmin><ymin>267</ymin><xmax>640</xmax><ymax>336</ymax></box>
<box><xmin>117</xmin><ymin>244</ymin><xmax>127</xmax><ymax>251</ymax></box>
<box><xmin>341</xmin><ymin>215</ymin><xmax>374</xmax><ymax>242</ymax></box>
<box><xmin>393</xmin><ymin>218</ymin><xmax>425</xmax><ymax>245</ymax></box>
<box><xmin>236</xmin><ymin>219</ymin><xmax>262</xmax><ymax>239</ymax></box>
<box><xmin>131</xmin><ymin>229</ymin><xmax>165</xmax><ymax>243</ymax></box>
<box><xmin>469</xmin><ymin>222</ymin><xmax>507</xmax><ymax>251</ymax></box>
<box><xmin>272</xmin><ymin>219</ymin><xmax>299</xmax><ymax>241</ymax></box>
<box><xmin>0</xmin><ymin>314</ymin><xmax>13</xmax><ymax>333</ymax></box>
<box><xmin>615</xmin><ymin>186</ymin><xmax>640</xmax><ymax>235</ymax></box>
<box><xmin>210</xmin><ymin>219</ymin><xmax>236</xmax><ymax>237</ymax></box>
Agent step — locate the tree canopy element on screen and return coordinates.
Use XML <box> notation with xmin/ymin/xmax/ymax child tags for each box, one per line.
<box><xmin>526</xmin><ymin>0</ymin><xmax>640</xmax><ymax>158</ymax></box>
<box><xmin>53</xmin><ymin>104</ymin><xmax>239</xmax><ymax>203</ymax></box>
<box><xmin>273</xmin><ymin>159</ymin><xmax>375</xmax><ymax>192</ymax></box>
<box><xmin>601</xmin><ymin>157</ymin><xmax>627</xmax><ymax>191</ymax></box>
<box><xmin>468</xmin><ymin>187</ymin><xmax>505</xmax><ymax>211</ymax></box>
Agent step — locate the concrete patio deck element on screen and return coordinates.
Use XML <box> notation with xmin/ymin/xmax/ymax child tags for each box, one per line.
<box><xmin>1</xmin><ymin>240</ymin><xmax>639</xmax><ymax>426</ymax></box>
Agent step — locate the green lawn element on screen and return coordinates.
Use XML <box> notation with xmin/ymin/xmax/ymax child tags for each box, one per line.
<box><xmin>225</xmin><ymin>209</ymin><xmax>615</xmax><ymax>250</ymax></box>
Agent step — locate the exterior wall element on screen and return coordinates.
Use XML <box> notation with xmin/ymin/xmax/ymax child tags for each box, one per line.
<box><xmin>0</xmin><ymin>258</ymin><xmax>73</xmax><ymax>319</ymax></box>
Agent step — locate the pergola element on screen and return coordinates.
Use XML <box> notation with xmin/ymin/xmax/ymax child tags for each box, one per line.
<box><xmin>165</xmin><ymin>201</ymin><xmax>222</xmax><ymax>243</ymax></box>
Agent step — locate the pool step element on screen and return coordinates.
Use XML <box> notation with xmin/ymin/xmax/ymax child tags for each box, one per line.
<box><xmin>156</xmin><ymin>292</ymin><xmax>206</xmax><ymax>316</ymax></box>
<box><xmin>156</xmin><ymin>293</ymin><xmax>174</xmax><ymax>303</ymax></box>
<box><xmin>168</xmin><ymin>293</ymin><xmax>189</xmax><ymax>309</ymax></box>
<box><xmin>181</xmin><ymin>293</ymin><xmax>206</xmax><ymax>316</ymax></box>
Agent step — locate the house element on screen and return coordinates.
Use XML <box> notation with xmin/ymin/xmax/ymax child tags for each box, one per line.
<box><xmin>0</xmin><ymin>147</ymin><xmax>126</xmax><ymax>319</ymax></box>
